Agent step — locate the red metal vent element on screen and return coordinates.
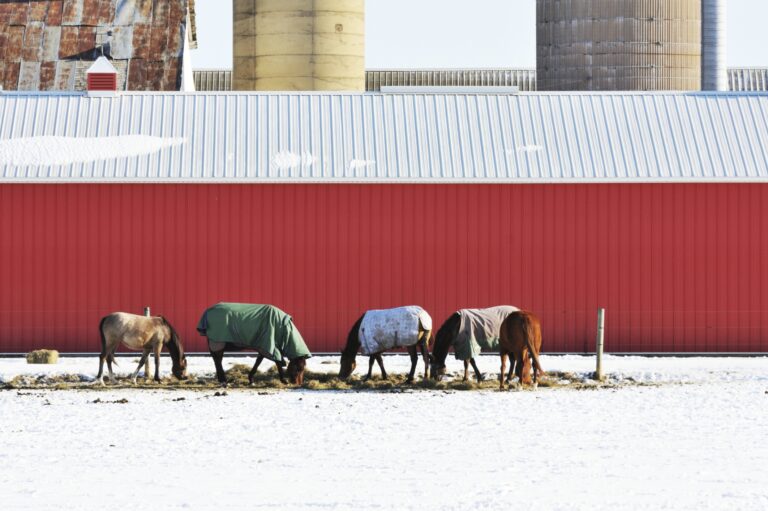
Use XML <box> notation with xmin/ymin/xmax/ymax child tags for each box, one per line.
<box><xmin>87</xmin><ymin>73</ymin><xmax>117</xmax><ymax>92</ymax></box>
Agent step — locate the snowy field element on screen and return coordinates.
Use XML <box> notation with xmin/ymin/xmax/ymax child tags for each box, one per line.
<box><xmin>1</xmin><ymin>355</ymin><xmax>767</xmax><ymax>510</ymax></box>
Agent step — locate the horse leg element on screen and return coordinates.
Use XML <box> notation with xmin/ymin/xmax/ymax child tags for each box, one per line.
<box><xmin>514</xmin><ymin>352</ymin><xmax>525</xmax><ymax>390</ymax></box>
<box><xmin>106</xmin><ymin>352</ymin><xmax>117</xmax><ymax>384</ymax></box>
<box><xmin>211</xmin><ymin>350</ymin><xmax>227</xmax><ymax>385</ymax></box>
<box><xmin>376</xmin><ymin>354</ymin><xmax>388</xmax><ymax>380</ymax></box>
<box><xmin>153</xmin><ymin>343</ymin><xmax>162</xmax><ymax>382</ymax></box>
<box><xmin>470</xmin><ymin>358</ymin><xmax>484</xmax><ymax>382</ymax></box>
<box><xmin>520</xmin><ymin>349</ymin><xmax>533</xmax><ymax>386</ymax></box>
<box><xmin>499</xmin><ymin>351</ymin><xmax>508</xmax><ymax>390</ymax></box>
<box><xmin>144</xmin><ymin>357</ymin><xmax>151</xmax><ymax>380</ymax></box>
<box><xmin>276</xmin><ymin>362</ymin><xmax>288</xmax><ymax>384</ymax></box>
<box><xmin>419</xmin><ymin>339</ymin><xmax>429</xmax><ymax>380</ymax></box>
<box><xmin>364</xmin><ymin>356</ymin><xmax>375</xmax><ymax>381</ymax></box>
<box><xmin>463</xmin><ymin>359</ymin><xmax>470</xmax><ymax>381</ymax></box>
<box><xmin>96</xmin><ymin>352</ymin><xmax>106</xmax><ymax>385</ymax></box>
<box><xmin>506</xmin><ymin>357</ymin><xmax>516</xmax><ymax>384</ymax></box>
<box><xmin>406</xmin><ymin>346</ymin><xmax>418</xmax><ymax>383</ymax></box>
<box><xmin>131</xmin><ymin>350</ymin><xmax>150</xmax><ymax>384</ymax></box>
<box><xmin>248</xmin><ymin>356</ymin><xmax>265</xmax><ymax>385</ymax></box>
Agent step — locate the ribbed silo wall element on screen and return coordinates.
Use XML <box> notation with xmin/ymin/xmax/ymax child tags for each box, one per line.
<box><xmin>537</xmin><ymin>0</ymin><xmax>701</xmax><ymax>91</ymax></box>
<box><xmin>233</xmin><ymin>0</ymin><xmax>365</xmax><ymax>91</ymax></box>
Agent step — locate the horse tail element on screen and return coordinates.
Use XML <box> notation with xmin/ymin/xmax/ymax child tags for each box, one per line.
<box><xmin>99</xmin><ymin>315</ymin><xmax>118</xmax><ymax>366</ymax></box>
<box><xmin>523</xmin><ymin>313</ymin><xmax>543</xmax><ymax>377</ymax></box>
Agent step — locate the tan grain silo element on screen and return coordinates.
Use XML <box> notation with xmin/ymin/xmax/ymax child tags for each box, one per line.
<box><xmin>537</xmin><ymin>0</ymin><xmax>702</xmax><ymax>91</ymax></box>
<box><xmin>233</xmin><ymin>0</ymin><xmax>365</xmax><ymax>91</ymax></box>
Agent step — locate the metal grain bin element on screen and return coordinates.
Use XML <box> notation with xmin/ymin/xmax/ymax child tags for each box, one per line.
<box><xmin>537</xmin><ymin>0</ymin><xmax>702</xmax><ymax>91</ymax></box>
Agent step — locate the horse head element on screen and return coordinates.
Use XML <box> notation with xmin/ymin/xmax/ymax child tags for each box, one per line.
<box><xmin>286</xmin><ymin>356</ymin><xmax>307</xmax><ymax>385</ymax></box>
<box><xmin>430</xmin><ymin>355</ymin><xmax>447</xmax><ymax>381</ymax></box>
<box><xmin>338</xmin><ymin>353</ymin><xmax>356</xmax><ymax>380</ymax></box>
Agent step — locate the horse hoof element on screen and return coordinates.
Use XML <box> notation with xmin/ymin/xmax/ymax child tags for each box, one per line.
<box><xmin>280</xmin><ymin>379</ymin><xmax>288</xmax><ymax>385</ymax></box>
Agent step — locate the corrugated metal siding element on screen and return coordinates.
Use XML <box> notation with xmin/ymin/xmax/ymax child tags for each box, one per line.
<box><xmin>365</xmin><ymin>69</ymin><xmax>537</xmax><ymax>91</ymax></box>
<box><xmin>193</xmin><ymin>68</ymin><xmax>768</xmax><ymax>92</ymax></box>
<box><xmin>193</xmin><ymin>69</ymin><xmax>539</xmax><ymax>92</ymax></box>
<box><xmin>193</xmin><ymin>69</ymin><xmax>231</xmax><ymax>91</ymax></box>
<box><xmin>729</xmin><ymin>68</ymin><xmax>768</xmax><ymax>92</ymax></box>
<box><xmin>2</xmin><ymin>91</ymin><xmax>768</xmax><ymax>182</ymax></box>
<box><xmin>1</xmin><ymin>183</ymin><xmax>766</xmax><ymax>354</ymax></box>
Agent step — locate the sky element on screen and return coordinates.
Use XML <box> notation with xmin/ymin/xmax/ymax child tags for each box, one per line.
<box><xmin>190</xmin><ymin>0</ymin><xmax>768</xmax><ymax>69</ymax></box>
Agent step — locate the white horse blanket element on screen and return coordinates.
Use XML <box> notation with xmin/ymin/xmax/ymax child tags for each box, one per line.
<box><xmin>359</xmin><ymin>306</ymin><xmax>432</xmax><ymax>356</ymax></box>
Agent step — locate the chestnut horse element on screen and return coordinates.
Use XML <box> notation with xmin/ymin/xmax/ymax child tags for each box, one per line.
<box><xmin>339</xmin><ymin>308</ymin><xmax>432</xmax><ymax>382</ymax></box>
<box><xmin>499</xmin><ymin>311</ymin><xmax>544</xmax><ymax>390</ymax></box>
<box><xmin>97</xmin><ymin>313</ymin><xmax>188</xmax><ymax>385</ymax></box>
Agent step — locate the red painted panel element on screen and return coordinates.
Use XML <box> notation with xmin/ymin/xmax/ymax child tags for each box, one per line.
<box><xmin>0</xmin><ymin>184</ymin><xmax>767</xmax><ymax>354</ymax></box>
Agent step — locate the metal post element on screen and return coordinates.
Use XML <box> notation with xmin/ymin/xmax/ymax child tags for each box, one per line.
<box><xmin>595</xmin><ymin>308</ymin><xmax>605</xmax><ymax>381</ymax></box>
<box><xmin>144</xmin><ymin>307</ymin><xmax>151</xmax><ymax>317</ymax></box>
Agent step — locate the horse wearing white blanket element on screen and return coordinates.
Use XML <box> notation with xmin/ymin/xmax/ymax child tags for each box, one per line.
<box><xmin>339</xmin><ymin>306</ymin><xmax>433</xmax><ymax>382</ymax></box>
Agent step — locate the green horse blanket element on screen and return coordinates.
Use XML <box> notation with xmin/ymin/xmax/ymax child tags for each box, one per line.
<box><xmin>197</xmin><ymin>303</ymin><xmax>311</xmax><ymax>363</ymax></box>
<box><xmin>453</xmin><ymin>306</ymin><xmax>519</xmax><ymax>360</ymax></box>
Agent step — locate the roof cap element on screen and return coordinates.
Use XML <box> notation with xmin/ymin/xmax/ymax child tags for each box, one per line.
<box><xmin>86</xmin><ymin>57</ymin><xmax>117</xmax><ymax>75</ymax></box>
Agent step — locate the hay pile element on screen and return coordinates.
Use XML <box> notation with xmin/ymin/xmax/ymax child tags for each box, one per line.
<box><xmin>25</xmin><ymin>349</ymin><xmax>59</xmax><ymax>364</ymax></box>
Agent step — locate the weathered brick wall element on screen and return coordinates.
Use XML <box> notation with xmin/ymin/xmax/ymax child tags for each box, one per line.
<box><xmin>0</xmin><ymin>0</ymin><xmax>189</xmax><ymax>91</ymax></box>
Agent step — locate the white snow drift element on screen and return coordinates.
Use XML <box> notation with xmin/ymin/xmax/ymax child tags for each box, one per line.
<box><xmin>0</xmin><ymin>135</ymin><xmax>186</xmax><ymax>166</ymax></box>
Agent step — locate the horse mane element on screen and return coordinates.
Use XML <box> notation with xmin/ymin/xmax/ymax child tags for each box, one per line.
<box><xmin>433</xmin><ymin>312</ymin><xmax>460</xmax><ymax>364</ymax></box>
<box><xmin>341</xmin><ymin>314</ymin><xmax>364</xmax><ymax>359</ymax></box>
<box><xmin>159</xmin><ymin>316</ymin><xmax>185</xmax><ymax>362</ymax></box>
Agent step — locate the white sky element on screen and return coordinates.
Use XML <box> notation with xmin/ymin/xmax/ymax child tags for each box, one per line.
<box><xmin>190</xmin><ymin>0</ymin><xmax>768</xmax><ymax>69</ymax></box>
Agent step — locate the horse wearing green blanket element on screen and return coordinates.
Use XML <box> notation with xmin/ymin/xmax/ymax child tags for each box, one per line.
<box><xmin>197</xmin><ymin>303</ymin><xmax>311</xmax><ymax>385</ymax></box>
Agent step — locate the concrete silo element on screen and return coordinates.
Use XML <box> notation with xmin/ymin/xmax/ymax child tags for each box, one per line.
<box><xmin>537</xmin><ymin>0</ymin><xmax>702</xmax><ymax>91</ymax></box>
<box><xmin>233</xmin><ymin>0</ymin><xmax>365</xmax><ymax>91</ymax></box>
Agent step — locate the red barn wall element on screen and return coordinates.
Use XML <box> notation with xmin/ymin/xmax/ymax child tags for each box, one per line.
<box><xmin>0</xmin><ymin>183</ymin><xmax>766</xmax><ymax>354</ymax></box>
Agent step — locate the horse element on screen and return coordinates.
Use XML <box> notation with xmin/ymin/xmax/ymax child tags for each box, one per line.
<box><xmin>430</xmin><ymin>306</ymin><xmax>519</xmax><ymax>382</ymax></box>
<box><xmin>97</xmin><ymin>313</ymin><xmax>188</xmax><ymax>385</ymax></box>
<box><xmin>339</xmin><ymin>306</ymin><xmax>433</xmax><ymax>382</ymax></box>
<box><xmin>198</xmin><ymin>303</ymin><xmax>311</xmax><ymax>386</ymax></box>
<box><xmin>499</xmin><ymin>311</ymin><xmax>544</xmax><ymax>390</ymax></box>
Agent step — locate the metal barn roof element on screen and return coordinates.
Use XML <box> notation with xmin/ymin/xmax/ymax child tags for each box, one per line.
<box><xmin>1</xmin><ymin>91</ymin><xmax>768</xmax><ymax>183</ymax></box>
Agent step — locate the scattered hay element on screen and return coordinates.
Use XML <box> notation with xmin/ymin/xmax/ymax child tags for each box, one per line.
<box><xmin>26</xmin><ymin>349</ymin><xmax>59</xmax><ymax>364</ymax></box>
<box><xmin>1</xmin><ymin>365</ymin><xmax>657</xmax><ymax>392</ymax></box>
<box><xmin>92</xmin><ymin>398</ymin><xmax>129</xmax><ymax>404</ymax></box>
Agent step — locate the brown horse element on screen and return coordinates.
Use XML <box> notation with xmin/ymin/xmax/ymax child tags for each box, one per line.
<box><xmin>499</xmin><ymin>311</ymin><xmax>544</xmax><ymax>390</ymax></box>
<box><xmin>97</xmin><ymin>313</ymin><xmax>188</xmax><ymax>385</ymax></box>
<box><xmin>339</xmin><ymin>307</ymin><xmax>432</xmax><ymax>382</ymax></box>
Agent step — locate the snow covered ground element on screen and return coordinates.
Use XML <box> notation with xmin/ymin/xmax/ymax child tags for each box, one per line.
<box><xmin>1</xmin><ymin>355</ymin><xmax>767</xmax><ymax>510</ymax></box>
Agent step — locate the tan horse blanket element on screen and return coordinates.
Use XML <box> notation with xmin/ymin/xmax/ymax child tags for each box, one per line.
<box><xmin>359</xmin><ymin>306</ymin><xmax>432</xmax><ymax>356</ymax></box>
<box><xmin>453</xmin><ymin>306</ymin><xmax>519</xmax><ymax>360</ymax></box>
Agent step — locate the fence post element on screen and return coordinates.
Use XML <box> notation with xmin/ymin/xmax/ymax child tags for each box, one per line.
<box><xmin>144</xmin><ymin>307</ymin><xmax>151</xmax><ymax>317</ymax></box>
<box><xmin>595</xmin><ymin>308</ymin><xmax>605</xmax><ymax>381</ymax></box>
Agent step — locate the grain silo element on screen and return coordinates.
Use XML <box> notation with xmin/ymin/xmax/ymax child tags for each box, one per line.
<box><xmin>537</xmin><ymin>0</ymin><xmax>702</xmax><ymax>91</ymax></box>
<box><xmin>233</xmin><ymin>0</ymin><xmax>365</xmax><ymax>91</ymax></box>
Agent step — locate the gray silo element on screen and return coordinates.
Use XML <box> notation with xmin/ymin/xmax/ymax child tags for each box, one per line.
<box><xmin>537</xmin><ymin>0</ymin><xmax>702</xmax><ymax>91</ymax></box>
<box><xmin>701</xmin><ymin>0</ymin><xmax>727</xmax><ymax>91</ymax></box>
<box><xmin>233</xmin><ymin>0</ymin><xmax>365</xmax><ymax>91</ymax></box>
